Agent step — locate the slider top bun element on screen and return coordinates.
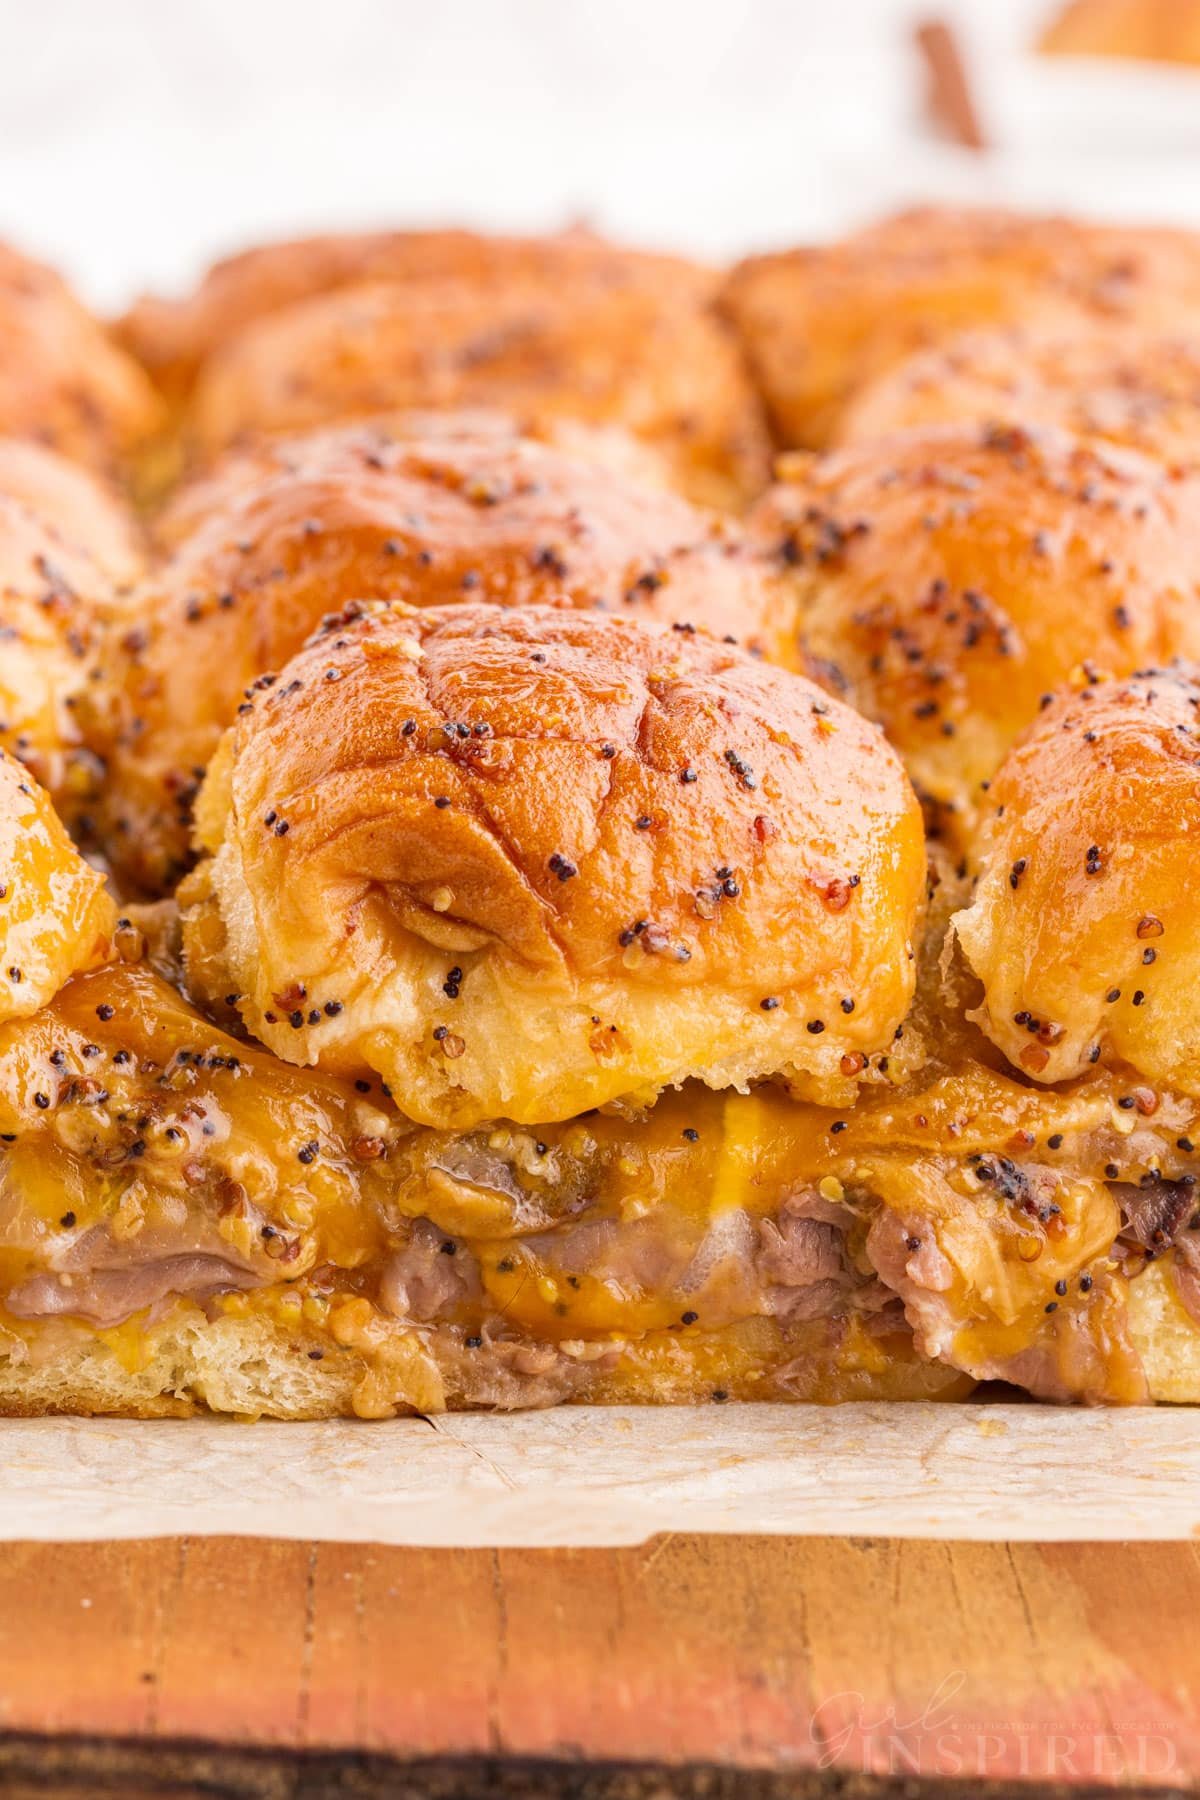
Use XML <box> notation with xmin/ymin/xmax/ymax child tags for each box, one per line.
<box><xmin>118</xmin><ymin>226</ymin><xmax>713</xmax><ymax>403</ymax></box>
<box><xmin>181</xmin><ymin>600</ymin><xmax>925</xmax><ymax>1129</ymax></box>
<box><xmin>0</xmin><ymin>440</ymin><xmax>143</xmax><ymax>584</ymax></box>
<box><xmin>839</xmin><ymin>325</ymin><xmax>1200</xmax><ymax>466</ymax></box>
<box><xmin>152</xmin><ymin>408</ymin><xmax>678</xmax><ymax>546</ymax></box>
<box><xmin>721</xmin><ymin>207</ymin><xmax>1200</xmax><ymax>449</ymax></box>
<box><xmin>84</xmin><ymin>422</ymin><xmax>795</xmax><ymax>895</ymax></box>
<box><xmin>181</xmin><ymin>276</ymin><xmax>769</xmax><ymax>513</ymax></box>
<box><xmin>0</xmin><ymin>242</ymin><xmax>163</xmax><ymax>483</ymax></box>
<box><xmin>0</xmin><ymin>445</ymin><xmax>146</xmax><ymax>804</ymax></box>
<box><xmin>752</xmin><ymin>423</ymin><xmax>1200</xmax><ymax>834</ymax></box>
<box><xmin>0</xmin><ymin>749</ymin><xmax>114</xmax><ymax>1021</ymax></box>
<box><xmin>955</xmin><ymin>665</ymin><xmax>1200</xmax><ymax>1094</ymax></box>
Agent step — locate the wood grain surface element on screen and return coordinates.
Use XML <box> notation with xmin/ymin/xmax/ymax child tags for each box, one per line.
<box><xmin>0</xmin><ymin>1536</ymin><xmax>1197</xmax><ymax>1795</ymax></box>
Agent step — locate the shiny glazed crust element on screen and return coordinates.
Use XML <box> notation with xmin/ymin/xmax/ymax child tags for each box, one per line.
<box><xmin>839</xmin><ymin>324</ymin><xmax>1200</xmax><ymax>463</ymax></box>
<box><xmin>82</xmin><ymin>422</ymin><xmax>796</xmax><ymax>894</ymax></box>
<box><xmin>181</xmin><ymin>600</ymin><xmax>925</xmax><ymax>1127</ymax></box>
<box><xmin>118</xmin><ymin>226</ymin><xmax>715</xmax><ymax>402</ymax></box>
<box><xmin>721</xmin><ymin>208</ymin><xmax>1200</xmax><ymax>448</ymax></box>
<box><xmin>0</xmin><ymin>467</ymin><xmax>139</xmax><ymax>807</ymax></box>
<box><xmin>182</xmin><ymin>276</ymin><xmax>770</xmax><ymax>512</ymax></box>
<box><xmin>750</xmin><ymin>423</ymin><xmax>1200</xmax><ymax>835</ymax></box>
<box><xmin>0</xmin><ymin>751</ymin><xmax>114</xmax><ymax>1020</ymax></box>
<box><xmin>0</xmin><ymin>242</ymin><xmax>164</xmax><ymax>482</ymax></box>
<box><xmin>956</xmin><ymin>665</ymin><xmax>1200</xmax><ymax>1093</ymax></box>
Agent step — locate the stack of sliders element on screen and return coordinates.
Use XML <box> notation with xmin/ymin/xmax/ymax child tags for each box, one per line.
<box><xmin>4</xmin><ymin>211</ymin><xmax>1200</xmax><ymax>1413</ymax></box>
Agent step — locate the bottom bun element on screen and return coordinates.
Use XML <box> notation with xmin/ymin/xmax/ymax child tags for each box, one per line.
<box><xmin>0</xmin><ymin>1307</ymin><xmax>970</xmax><ymax>1420</ymax></box>
<box><xmin>1128</xmin><ymin>1259</ymin><xmax>1200</xmax><ymax>1406</ymax></box>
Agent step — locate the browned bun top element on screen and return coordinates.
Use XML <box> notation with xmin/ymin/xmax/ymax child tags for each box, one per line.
<box><xmin>0</xmin><ymin>242</ymin><xmax>164</xmax><ymax>482</ymax></box>
<box><xmin>751</xmin><ymin>423</ymin><xmax>1200</xmax><ymax>836</ymax></box>
<box><xmin>181</xmin><ymin>599</ymin><xmax>925</xmax><ymax>1128</ymax></box>
<box><xmin>152</xmin><ymin>407</ymin><xmax>678</xmax><ymax>546</ymax></box>
<box><xmin>0</xmin><ymin>749</ymin><xmax>114</xmax><ymax>1021</ymax></box>
<box><xmin>721</xmin><ymin>207</ymin><xmax>1200</xmax><ymax>449</ymax></box>
<box><xmin>0</xmin><ymin>441</ymin><xmax>147</xmax><ymax>806</ymax></box>
<box><xmin>118</xmin><ymin>226</ymin><xmax>714</xmax><ymax>403</ymax></box>
<box><xmin>84</xmin><ymin>422</ymin><xmax>795</xmax><ymax>896</ymax></box>
<box><xmin>840</xmin><ymin>324</ymin><xmax>1200</xmax><ymax>465</ymax></box>
<box><xmin>180</xmin><ymin>275</ymin><xmax>769</xmax><ymax>512</ymax></box>
<box><xmin>955</xmin><ymin>664</ymin><xmax>1200</xmax><ymax>1095</ymax></box>
<box><xmin>0</xmin><ymin>440</ymin><xmax>143</xmax><ymax>584</ymax></box>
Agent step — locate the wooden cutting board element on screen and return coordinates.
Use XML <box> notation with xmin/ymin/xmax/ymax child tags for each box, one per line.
<box><xmin>0</xmin><ymin>1536</ymin><xmax>1196</xmax><ymax>1796</ymax></box>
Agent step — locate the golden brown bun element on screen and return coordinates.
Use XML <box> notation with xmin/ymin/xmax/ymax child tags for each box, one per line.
<box><xmin>119</xmin><ymin>226</ymin><xmax>713</xmax><ymax>403</ymax></box>
<box><xmin>840</xmin><ymin>325</ymin><xmax>1200</xmax><ymax>464</ymax></box>
<box><xmin>181</xmin><ymin>276</ymin><xmax>769</xmax><ymax>512</ymax></box>
<box><xmin>150</xmin><ymin>408</ymin><xmax>677</xmax><ymax>549</ymax></box>
<box><xmin>955</xmin><ymin>664</ymin><xmax>1200</xmax><ymax>1093</ymax></box>
<box><xmin>182</xmin><ymin>599</ymin><xmax>925</xmax><ymax>1128</ymax></box>
<box><xmin>751</xmin><ymin>423</ymin><xmax>1200</xmax><ymax>834</ymax></box>
<box><xmin>1040</xmin><ymin>0</ymin><xmax>1200</xmax><ymax>64</ymax></box>
<box><xmin>0</xmin><ymin>750</ymin><xmax>114</xmax><ymax>1020</ymax></box>
<box><xmin>0</xmin><ymin>441</ymin><xmax>148</xmax><ymax>804</ymax></box>
<box><xmin>722</xmin><ymin>208</ymin><xmax>1200</xmax><ymax>448</ymax></box>
<box><xmin>0</xmin><ymin>1302</ymin><xmax>965</xmax><ymax>1418</ymax></box>
<box><xmin>1129</xmin><ymin>1259</ymin><xmax>1200</xmax><ymax>1403</ymax></box>
<box><xmin>84</xmin><ymin>421</ymin><xmax>796</xmax><ymax>895</ymax></box>
<box><xmin>0</xmin><ymin>439</ymin><xmax>143</xmax><ymax>583</ymax></box>
<box><xmin>0</xmin><ymin>242</ymin><xmax>164</xmax><ymax>482</ymax></box>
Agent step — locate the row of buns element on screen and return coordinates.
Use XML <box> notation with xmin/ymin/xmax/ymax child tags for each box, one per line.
<box><xmin>4</xmin><ymin>209</ymin><xmax>1200</xmax><ymax>1412</ymax></box>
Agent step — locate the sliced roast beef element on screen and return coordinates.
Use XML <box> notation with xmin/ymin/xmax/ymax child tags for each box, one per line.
<box><xmin>865</xmin><ymin>1209</ymin><xmax>958</xmax><ymax>1360</ymax></box>
<box><xmin>6</xmin><ymin>1253</ymin><xmax>260</xmax><ymax>1327</ymax></box>
<box><xmin>1112</xmin><ymin>1174</ymin><xmax>1198</xmax><ymax>1251</ymax></box>
<box><xmin>755</xmin><ymin>1199</ymin><xmax>856</xmax><ymax>1321</ymax></box>
<box><xmin>378</xmin><ymin>1218</ymin><xmax>480</xmax><ymax>1322</ymax></box>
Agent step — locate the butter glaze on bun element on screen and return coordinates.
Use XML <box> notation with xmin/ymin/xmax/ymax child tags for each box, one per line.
<box><xmin>839</xmin><ymin>325</ymin><xmax>1200</xmax><ymax>465</ymax></box>
<box><xmin>0</xmin><ymin>445</ymin><xmax>145</xmax><ymax>803</ymax></box>
<box><xmin>722</xmin><ymin>208</ymin><xmax>1200</xmax><ymax>448</ymax></box>
<box><xmin>0</xmin><ymin>750</ymin><xmax>114</xmax><ymax>1020</ymax></box>
<box><xmin>119</xmin><ymin>227</ymin><xmax>713</xmax><ymax>402</ymax></box>
<box><xmin>152</xmin><ymin>408</ymin><xmax>678</xmax><ymax>545</ymax></box>
<box><xmin>181</xmin><ymin>600</ymin><xmax>925</xmax><ymax>1128</ymax></box>
<box><xmin>84</xmin><ymin>423</ymin><xmax>796</xmax><ymax>894</ymax></box>
<box><xmin>0</xmin><ymin>440</ymin><xmax>143</xmax><ymax>584</ymax></box>
<box><xmin>955</xmin><ymin>665</ymin><xmax>1200</xmax><ymax>1094</ymax></box>
<box><xmin>752</xmin><ymin>423</ymin><xmax>1200</xmax><ymax>833</ymax></box>
<box><xmin>0</xmin><ymin>242</ymin><xmax>163</xmax><ymax>481</ymax></box>
<box><xmin>182</xmin><ymin>277</ymin><xmax>770</xmax><ymax>511</ymax></box>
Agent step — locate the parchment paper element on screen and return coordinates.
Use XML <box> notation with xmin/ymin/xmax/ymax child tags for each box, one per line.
<box><xmin>1</xmin><ymin>1403</ymin><xmax>1195</xmax><ymax>1546</ymax></box>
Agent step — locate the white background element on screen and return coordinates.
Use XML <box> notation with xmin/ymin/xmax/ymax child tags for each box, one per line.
<box><xmin>3</xmin><ymin>0</ymin><xmax>1200</xmax><ymax>309</ymax></box>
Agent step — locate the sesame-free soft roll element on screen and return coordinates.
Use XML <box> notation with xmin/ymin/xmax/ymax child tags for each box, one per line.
<box><xmin>722</xmin><ymin>207</ymin><xmax>1200</xmax><ymax>449</ymax></box>
<box><xmin>839</xmin><ymin>325</ymin><xmax>1200</xmax><ymax>465</ymax></box>
<box><xmin>83</xmin><ymin>422</ymin><xmax>795</xmax><ymax>894</ymax></box>
<box><xmin>955</xmin><ymin>665</ymin><xmax>1200</xmax><ymax>1094</ymax></box>
<box><xmin>753</xmin><ymin>423</ymin><xmax>1200</xmax><ymax>835</ymax></box>
<box><xmin>181</xmin><ymin>275</ymin><xmax>770</xmax><ymax>512</ymax></box>
<box><xmin>0</xmin><ymin>750</ymin><xmax>114</xmax><ymax>1021</ymax></box>
<box><xmin>181</xmin><ymin>600</ymin><xmax>925</xmax><ymax>1128</ymax></box>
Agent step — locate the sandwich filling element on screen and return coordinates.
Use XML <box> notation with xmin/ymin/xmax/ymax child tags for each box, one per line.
<box><xmin>0</xmin><ymin>962</ymin><xmax>1194</xmax><ymax>1413</ymax></box>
